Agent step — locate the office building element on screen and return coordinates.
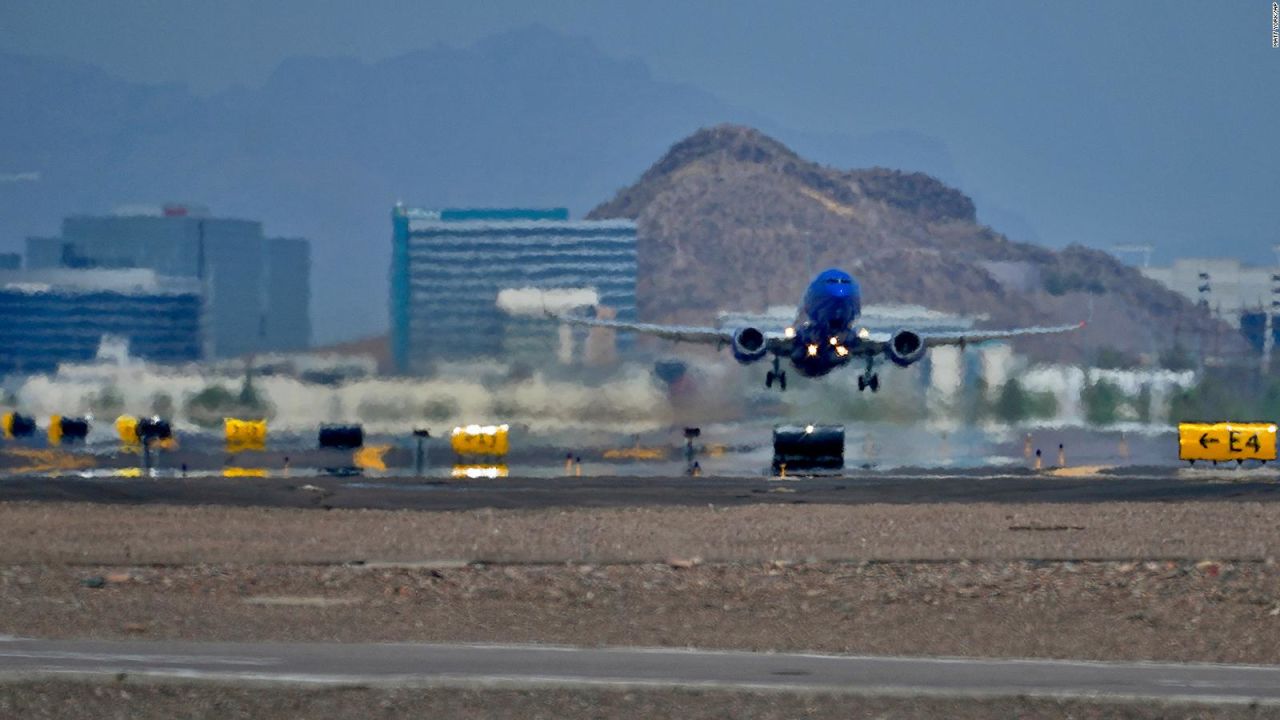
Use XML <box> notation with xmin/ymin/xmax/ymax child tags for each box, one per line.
<box><xmin>26</xmin><ymin>205</ymin><xmax>310</xmax><ymax>357</ymax></box>
<box><xmin>0</xmin><ymin>269</ymin><xmax>202</xmax><ymax>376</ymax></box>
<box><xmin>390</xmin><ymin>206</ymin><xmax>637</xmax><ymax>373</ymax></box>
<box><xmin>264</xmin><ymin>237</ymin><xmax>311</xmax><ymax>352</ymax></box>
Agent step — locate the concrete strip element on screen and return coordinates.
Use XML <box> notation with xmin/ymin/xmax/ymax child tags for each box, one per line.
<box><xmin>0</xmin><ymin>639</ymin><xmax>1277</xmax><ymax>704</ymax></box>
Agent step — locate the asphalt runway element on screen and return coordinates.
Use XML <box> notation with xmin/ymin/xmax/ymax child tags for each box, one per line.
<box><xmin>0</xmin><ymin>468</ymin><xmax>1276</xmax><ymax>510</ymax></box>
<box><xmin>1</xmin><ymin>637</ymin><xmax>1277</xmax><ymax>704</ymax></box>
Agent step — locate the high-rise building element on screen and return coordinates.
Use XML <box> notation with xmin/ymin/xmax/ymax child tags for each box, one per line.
<box><xmin>0</xmin><ymin>269</ymin><xmax>202</xmax><ymax>376</ymax></box>
<box><xmin>264</xmin><ymin>237</ymin><xmax>311</xmax><ymax>353</ymax></box>
<box><xmin>390</xmin><ymin>206</ymin><xmax>637</xmax><ymax>374</ymax></box>
<box><xmin>25</xmin><ymin>205</ymin><xmax>310</xmax><ymax>357</ymax></box>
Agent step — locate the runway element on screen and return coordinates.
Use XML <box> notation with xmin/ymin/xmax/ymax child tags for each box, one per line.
<box><xmin>1</xmin><ymin>637</ymin><xmax>1278</xmax><ymax>704</ymax></box>
<box><xmin>0</xmin><ymin>468</ymin><xmax>1276</xmax><ymax>511</ymax></box>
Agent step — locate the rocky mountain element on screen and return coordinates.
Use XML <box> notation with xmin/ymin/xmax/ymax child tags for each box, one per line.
<box><xmin>590</xmin><ymin>125</ymin><xmax>1227</xmax><ymax>363</ymax></box>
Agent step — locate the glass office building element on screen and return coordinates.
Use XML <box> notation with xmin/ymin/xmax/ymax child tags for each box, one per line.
<box><xmin>0</xmin><ymin>269</ymin><xmax>202</xmax><ymax>376</ymax></box>
<box><xmin>264</xmin><ymin>237</ymin><xmax>312</xmax><ymax>353</ymax></box>
<box><xmin>390</xmin><ymin>206</ymin><xmax>637</xmax><ymax>374</ymax></box>
<box><xmin>26</xmin><ymin>206</ymin><xmax>310</xmax><ymax>357</ymax></box>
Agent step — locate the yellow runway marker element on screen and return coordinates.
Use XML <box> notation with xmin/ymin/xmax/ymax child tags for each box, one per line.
<box><xmin>451</xmin><ymin>464</ymin><xmax>508</xmax><ymax>479</ymax></box>
<box><xmin>354</xmin><ymin>445</ymin><xmax>390</xmax><ymax>471</ymax></box>
<box><xmin>1047</xmin><ymin>465</ymin><xmax>1111</xmax><ymax>478</ymax></box>
<box><xmin>3</xmin><ymin>448</ymin><xmax>94</xmax><ymax>473</ymax></box>
<box><xmin>603</xmin><ymin>447</ymin><xmax>667</xmax><ymax>460</ymax></box>
<box><xmin>115</xmin><ymin>415</ymin><xmax>140</xmax><ymax>445</ymax></box>
<box><xmin>1179</xmin><ymin>422</ymin><xmax>1277</xmax><ymax>463</ymax></box>
<box><xmin>451</xmin><ymin>424</ymin><xmax>509</xmax><ymax>457</ymax></box>
<box><xmin>225</xmin><ymin>418</ymin><xmax>267</xmax><ymax>451</ymax></box>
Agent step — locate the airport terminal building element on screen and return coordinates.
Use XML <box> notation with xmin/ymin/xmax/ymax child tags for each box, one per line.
<box><xmin>26</xmin><ymin>205</ymin><xmax>311</xmax><ymax>358</ymax></box>
<box><xmin>390</xmin><ymin>206</ymin><xmax>637</xmax><ymax>374</ymax></box>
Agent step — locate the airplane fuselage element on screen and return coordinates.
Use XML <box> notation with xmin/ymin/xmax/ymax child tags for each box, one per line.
<box><xmin>789</xmin><ymin>268</ymin><xmax>864</xmax><ymax>378</ymax></box>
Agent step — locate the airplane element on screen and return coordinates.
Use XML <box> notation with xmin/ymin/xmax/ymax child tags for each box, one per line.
<box><xmin>557</xmin><ymin>267</ymin><xmax>1084</xmax><ymax>392</ymax></box>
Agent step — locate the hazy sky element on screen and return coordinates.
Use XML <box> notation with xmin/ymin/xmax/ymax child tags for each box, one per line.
<box><xmin>3</xmin><ymin>1</ymin><xmax>1277</xmax><ymax>263</ymax></box>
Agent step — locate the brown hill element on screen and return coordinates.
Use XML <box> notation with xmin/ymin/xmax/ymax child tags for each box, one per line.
<box><xmin>589</xmin><ymin>125</ymin><xmax>1228</xmax><ymax>363</ymax></box>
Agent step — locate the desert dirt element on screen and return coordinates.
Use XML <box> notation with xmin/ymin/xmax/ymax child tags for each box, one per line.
<box><xmin>3</xmin><ymin>682</ymin><xmax>1278</xmax><ymax>720</ymax></box>
<box><xmin>3</xmin><ymin>559</ymin><xmax>1280</xmax><ymax>665</ymax></box>
<box><xmin>0</xmin><ymin>500</ymin><xmax>1278</xmax><ymax>665</ymax></box>
<box><xmin>0</xmin><ymin>500</ymin><xmax>1277</xmax><ymax>565</ymax></box>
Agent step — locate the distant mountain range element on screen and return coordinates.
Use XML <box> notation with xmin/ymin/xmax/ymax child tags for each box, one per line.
<box><xmin>0</xmin><ymin>26</ymin><xmax>968</xmax><ymax>344</ymax></box>
<box><xmin>590</xmin><ymin>125</ymin><xmax>1227</xmax><ymax>363</ymax></box>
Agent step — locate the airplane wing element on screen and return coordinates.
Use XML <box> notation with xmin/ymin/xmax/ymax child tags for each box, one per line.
<box><xmin>916</xmin><ymin>321</ymin><xmax>1086</xmax><ymax>346</ymax></box>
<box><xmin>864</xmin><ymin>321</ymin><xmax>1085</xmax><ymax>348</ymax></box>
<box><xmin>558</xmin><ymin>310</ymin><xmax>1081</xmax><ymax>354</ymax></box>
<box><xmin>554</xmin><ymin>312</ymin><xmax>793</xmax><ymax>351</ymax></box>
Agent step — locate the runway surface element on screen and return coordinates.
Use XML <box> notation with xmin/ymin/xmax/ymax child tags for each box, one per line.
<box><xmin>0</xmin><ymin>468</ymin><xmax>1277</xmax><ymax>511</ymax></box>
<box><xmin>1</xmin><ymin>637</ymin><xmax>1278</xmax><ymax>704</ymax></box>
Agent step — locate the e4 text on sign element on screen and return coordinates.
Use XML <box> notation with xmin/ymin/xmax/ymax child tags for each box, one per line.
<box><xmin>1178</xmin><ymin>422</ymin><xmax>1277</xmax><ymax>463</ymax></box>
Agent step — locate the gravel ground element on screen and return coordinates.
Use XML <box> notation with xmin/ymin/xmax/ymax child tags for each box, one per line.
<box><xmin>0</xmin><ymin>501</ymin><xmax>1277</xmax><ymax>565</ymax></box>
<box><xmin>3</xmin><ymin>559</ymin><xmax>1279</xmax><ymax>663</ymax></box>
<box><xmin>5</xmin><ymin>499</ymin><xmax>1280</xmax><ymax>714</ymax></box>
<box><xmin>2</xmin><ymin>682</ymin><xmax>1278</xmax><ymax>720</ymax></box>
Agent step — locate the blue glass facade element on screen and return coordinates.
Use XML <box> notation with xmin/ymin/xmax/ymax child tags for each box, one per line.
<box><xmin>0</xmin><ymin>284</ymin><xmax>202</xmax><ymax>375</ymax></box>
<box><xmin>390</xmin><ymin>206</ymin><xmax>637</xmax><ymax>374</ymax></box>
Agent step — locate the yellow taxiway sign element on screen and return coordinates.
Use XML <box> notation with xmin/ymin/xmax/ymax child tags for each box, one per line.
<box><xmin>1178</xmin><ymin>422</ymin><xmax>1277</xmax><ymax>463</ymax></box>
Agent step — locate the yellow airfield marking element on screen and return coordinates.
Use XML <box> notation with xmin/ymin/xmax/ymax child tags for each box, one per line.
<box><xmin>1045</xmin><ymin>465</ymin><xmax>1111</xmax><ymax>478</ymax></box>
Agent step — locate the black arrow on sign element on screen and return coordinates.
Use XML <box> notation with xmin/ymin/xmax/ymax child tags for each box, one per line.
<box><xmin>1200</xmin><ymin>433</ymin><xmax>1220</xmax><ymax>448</ymax></box>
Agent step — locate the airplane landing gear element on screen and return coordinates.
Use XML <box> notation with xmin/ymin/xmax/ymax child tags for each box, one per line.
<box><xmin>765</xmin><ymin>355</ymin><xmax>787</xmax><ymax>391</ymax></box>
<box><xmin>857</xmin><ymin>358</ymin><xmax>879</xmax><ymax>392</ymax></box>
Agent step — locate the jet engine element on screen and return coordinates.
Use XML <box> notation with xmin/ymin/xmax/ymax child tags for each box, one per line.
<box><xmin>886</xmin><ymin>329</ymin><xmax>926</xmax><ymax>367</ymax></box>
<box><xmin>730</xmin><ymin>327</ymin><xmax>768</xmax><ymax>364</ymax></box>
